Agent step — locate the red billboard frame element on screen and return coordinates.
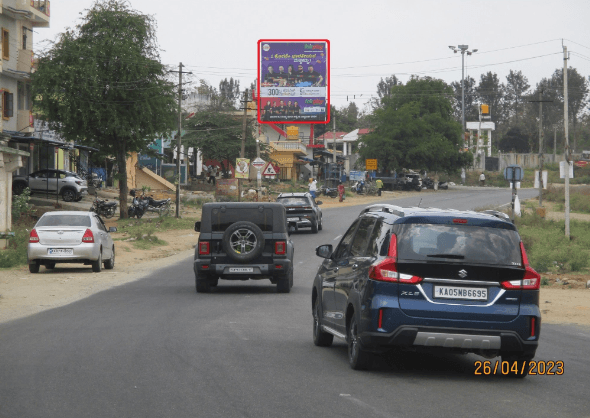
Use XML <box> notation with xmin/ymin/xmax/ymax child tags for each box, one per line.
<box><xmin>257</xmin><ymin>39</ymin><xmax>330</xmax><ymax>125</ymax></box>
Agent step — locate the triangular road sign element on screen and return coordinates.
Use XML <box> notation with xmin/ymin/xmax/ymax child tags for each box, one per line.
<box><xmin>262</xmin><ymin>162</ymin><xmax>277</xmax><ymax>176</ymax></box>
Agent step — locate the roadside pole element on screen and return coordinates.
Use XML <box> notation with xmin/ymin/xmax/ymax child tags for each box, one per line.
<box><xmin>528</xmin><ymin>90</ymin><xmax>552</xmax><ymax>207</ymax></box>
<box><xmin>239</xmin><ymin>89</ymin><xmax>249</xmax><ymax>202</ymax></box>
<box><xmin>563</xmin><ymin>46</ymin><xmax>570</xmax><ymax>239</ymax></box>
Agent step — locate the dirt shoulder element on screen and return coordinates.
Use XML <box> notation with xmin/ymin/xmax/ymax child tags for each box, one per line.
<box><xmin>1</xmin><ymin>190</ymin><xmax>589</xmax><ymax>326</ymax></box>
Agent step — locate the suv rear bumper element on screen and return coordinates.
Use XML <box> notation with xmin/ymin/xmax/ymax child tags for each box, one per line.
<box><xmin>360</xmin><ymin>325</ymin><xmax>538</xmax><ymax>356</ymax></box>
<box><xmin>194</xmin><ymin>259</ymin><xmax>293</xmax><ymax>279</ymax></box>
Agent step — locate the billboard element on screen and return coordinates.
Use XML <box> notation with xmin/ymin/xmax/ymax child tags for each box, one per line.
<box><xmin>258</xmin><ymin>39</ymin><xmax>329</xmax><ymax>124</ymax></box>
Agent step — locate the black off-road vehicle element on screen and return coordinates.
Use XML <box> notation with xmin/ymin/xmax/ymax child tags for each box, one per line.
<box><xmin>193</xmin><ymin>202</ymin><xmax>294</xmax><ymax>293</ymax></box>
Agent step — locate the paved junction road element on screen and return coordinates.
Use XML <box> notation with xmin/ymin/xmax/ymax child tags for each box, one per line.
<box><xmin>2</xmin><ymin>188</ymin><xmax>589</xmax><ymax>418</ymax></box>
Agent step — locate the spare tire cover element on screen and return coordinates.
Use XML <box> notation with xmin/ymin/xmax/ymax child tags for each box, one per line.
<box><xmin>222</xmin><ymin>221</ymin><xmax>265</xmax><ymax>262</ymax></box>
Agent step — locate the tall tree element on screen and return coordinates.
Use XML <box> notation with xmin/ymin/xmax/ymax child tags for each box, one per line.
<box><xmin>451</xmin><ymin>75</ymin><xmax>478</xmax><ymax>123</ymax></box>
<box><xmin>476</xmin><ymin>72</ymin><xmax>506</xmax><ymax>126</ymax></box>
<box><xmin>32</xmin><ymin>0</ymin><xmax>177</xmax><ymax>218</ymax></box>
<box><xmin>498</xmin><ymin>126</ymin><xmax>531</xmax><ymax>153</ymax></box>
<box><xmin>359</xmin><ymin>76</ymin><xmax>472</xmax><ymax>173</ymax></box>
<box><xmin>218</xmin><ymin>77</ymin><xmax>241</xmax><ymax>109</ymax></box>
<box><xmin>505</xmin><ymin>70</ymin><xmax>530</xmax><ymax>124</ymax></box>
<box><xmin>370</xmin><ymin>74</ymin><xmax>402</xmax><ymax>109</ymax></box>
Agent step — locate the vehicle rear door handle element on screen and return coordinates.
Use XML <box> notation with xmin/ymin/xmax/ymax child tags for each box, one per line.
<box><xmin>352</xmin><ymin>264</ymin><xmax>359</xmax><ymax>270</ymax></box>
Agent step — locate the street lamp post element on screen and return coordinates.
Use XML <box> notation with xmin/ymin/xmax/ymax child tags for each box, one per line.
<box><xmin>449</xmin><ymin>45</ymin><xmax>477</xmax><ymax>132</ymax></box>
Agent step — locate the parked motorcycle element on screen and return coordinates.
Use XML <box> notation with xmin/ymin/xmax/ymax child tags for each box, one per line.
<box><xmin>320</xmin><ymin>186</ymin><xmax>338</xmax><ymax>198</ymax></box>
<box><xmin>141</xmin><ymin>194</ymin><xmax>172</xmax><ymax>217</ymax></box>
<box><xmin>89</xmin><ymin>195</ymin><xmax>117</xmax><ymax>219</ymax></box>
<box><xmin>128</xmin><ymin>191</ymin><xmax>149</xmax><ymax>218</ymax></box>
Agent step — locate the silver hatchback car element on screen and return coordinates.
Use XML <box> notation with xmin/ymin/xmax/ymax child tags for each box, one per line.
<box><xmin>28</xmin><ymin>211</ymin><xmax>117</xmax><ymax>273</ymax></box>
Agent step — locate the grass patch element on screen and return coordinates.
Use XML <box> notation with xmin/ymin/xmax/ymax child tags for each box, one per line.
<box><xmin>515</xmin><ymin>211</ymin><xmax>590</xmax><ymax>273</ymax></box>
<box><xmin>181</xmin><ymin>197</ymin><xmax>213</xmax><ymax>208</ymax></box>
<box><xmin>542</xmin><ymin>186</ymin><xmax>590</xmax><ymax>213</ymax></box>
<box><xmin>0</xmin><ymin>216</ymin><xmax>37</xmax><ymax>269</ymax></box>
<box><xmin>132</xmin><ymin>236</ymin><xmax>168</xmax><ymax>250</ymax></box>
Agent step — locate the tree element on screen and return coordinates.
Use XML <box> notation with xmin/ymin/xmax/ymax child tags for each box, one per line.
<box><xmin>498</xmin><ymin>126</ymin><xmax>531</xmax><ymax>153</ymax></box>
<box><xmin>370</xmin><ymin>74</ymin><xmax>402</xmax><ymax>109</ymax></box>
<box><xmin>182</xmin><ymin>108</ymin><xmax>260</xmax><ymax>177</ymax></box>
<box><xmin>217</xmin><ymin>77</ymin><xmax>241</xmax><ymax>109</ymax></box>
<box><xmin>32</xmin><ymin>0</ymin><xmax>177</xmax><ymax>218</ymax></box>
<box><xmin>476</xmin><ymin>72</ymin><xmax>506</xmax><ymax>127</ymax></box>
<box><xmin>451</xmin><ymin>76</ymin><xmax>478</xmax><ymax>123</ymax></box>
<box><xmin>505</xmin><ymin>70</ymin><xmax>530</xmax><ymax>124</ymax></box>
<box><xmin>359</xmin><ymin>76</ymin><xmax>472</xmax><ymax>173</ymax></box>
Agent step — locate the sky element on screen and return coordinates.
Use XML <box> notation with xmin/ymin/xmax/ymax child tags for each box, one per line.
<box><xmin>34</xmin><ymin>0</ymin><xmax>590</xmax><ymax>114</ymax></box>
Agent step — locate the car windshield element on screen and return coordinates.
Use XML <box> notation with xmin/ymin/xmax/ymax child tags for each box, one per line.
<box><xmin>397</xmin><ymin>224</ymin><xmax>522</xmax><ymax>266</ymax></box>
<box><xmin>277</xmin><ymin>197</ymin><xmax>309</xmax><ymax>206</ymax></box>
<box><xmin>36</xmin><ymin>215</ymin><xmax>91</xmax><ymax>227</ymax></box>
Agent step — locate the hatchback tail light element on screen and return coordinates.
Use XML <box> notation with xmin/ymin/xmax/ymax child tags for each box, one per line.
<box><xmin>29</xmin><ymin>229</ymin><xmax>39</xmax><ymax>243</ymax></box>
<box><xmin>275</xmin><ymin>241</ymin><xmax>286</xmax><ymax>255</ymax></box>
<box><xmin>368</xmin><ymin>234</ymin><xmax>422</xmax><ymax>284</ymax></box>
<box><xmin>198</xmin><ymin>241</ymin><xmax>210</xmax><ymax>255</ymax></box>
<box><xmin>82</xmin><ymin>229</ymin><xmax>94</xmax><ymax>243</ymax></box>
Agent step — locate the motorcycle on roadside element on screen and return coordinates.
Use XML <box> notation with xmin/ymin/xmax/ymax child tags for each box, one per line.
<box><xmin>127</xmin><ymin>189</ymin><xmax>149</xmax><ymax>218</ymax></box>
<box><xmin>89</xmin><ymin>193</ymin><xmax>117</xmax><ymax>219</ymax></box>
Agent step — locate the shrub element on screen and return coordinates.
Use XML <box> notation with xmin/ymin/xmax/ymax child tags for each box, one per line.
<box><xmin>11</xmin><ymin>187</ymin><xmax>32</xmax><ymax>220</ymax></box>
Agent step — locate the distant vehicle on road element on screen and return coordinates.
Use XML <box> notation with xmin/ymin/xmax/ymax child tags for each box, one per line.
<box><xmin>312</xmin><ymin>204</ymin><xmax>540</xmax><ymax>376</ymax></box>
<box><xmin>28</xmin><ymin>211</ymin><xmax>117</xmax><ymax>273</ymax></box>
<box><xmin>277</xmin><ymin>192</ymin><xmax>323</xmax><ymax>233</ymax></box>
<box><xmin>374</xmin><ymin>172</ymin><xmax>422</xmax><ymax>191</ymax></box>
<box><xmin>13</xmin><ymin>169</ymin><xmax>88</xmax><ymax>202</ymax></box>
<box><xmin>574</xmin><ymin>150</ymin><xmax>590</xmax><ymax>168</ymax></box>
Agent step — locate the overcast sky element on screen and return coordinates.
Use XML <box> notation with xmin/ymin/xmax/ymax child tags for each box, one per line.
<box><xmin>34</xmin><ymin>0</ymin><xmax>590</xmax><ymax>113</ymax></box>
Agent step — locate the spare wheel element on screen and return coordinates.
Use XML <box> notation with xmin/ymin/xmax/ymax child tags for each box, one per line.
<box><xmin>222</xmin><ymin>221</ymin><xmax>265</xmax><ymax>262</ymax></box>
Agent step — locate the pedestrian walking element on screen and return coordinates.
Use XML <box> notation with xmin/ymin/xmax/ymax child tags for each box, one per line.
<box><xmin>209</xmin><ymin>166</ymin><xmax>217</xmax><ymax>185</ymax></box>
<box><xmin>309</xmin><ymin>178</ymin><xmax>317</xmax><ymax>200</ymax></box>
<box><xmin>461</xmin><ymin>168</ymin><xmax>466</xmax><ymax>185</ymax></box>
<box><xmin>375</xmin><ymin>178</ymin><xmax>383</xmax><ymax>196</ymax></box>
<box><xmin>338</xmin><ymin>182</ymin><xmax>345</xmax><ymax>202</ymax></box>
<box><xmin>479</xmin><ymin>172</ymin><xmax>486</xmax><ymax>186</ymax></box>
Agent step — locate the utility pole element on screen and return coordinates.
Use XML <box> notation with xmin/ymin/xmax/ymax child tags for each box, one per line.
<box><xmin>553</xmin><ymin>127</ymin><xmax>557</xmax><ymax>160</ymax></box>
<box><xmin>563</xmin><ymin>45</ymin><xmax>570</xmax><ymax>239</ymax></box>
<box><xmin>528</xmin><ymin>90</ymin><xmax>553</xmax><ymax>207</ymax></box>
<box><xmin>238</xmin><ymin>89</ymin><xmax>249</xmax><ymax>202</ymax></box>
<box><xmin>170</xmin><ymin>62</ymin><xmax>192</xmax><ymax>218</ymax></box>
<box><xmin>449</xmin><ymin>45</ymin><xmax>478</xmax><ymax>132</ymax></box>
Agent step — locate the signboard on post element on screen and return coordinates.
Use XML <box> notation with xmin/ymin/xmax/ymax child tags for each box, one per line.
<box><xmin>235</xmin><ymin>158</ymin><xmax>250</xmax><ymax>179</ymax></box>
<box><xmin>258</xmin><ymin>39</ymin><xmax>329</xmax><ymax>124</ymax></box>
<box><xmin>262</xmin><ymin>162</ymin><xmax>278</xmax><ymax>178</ymax></box>
<box><xmin>365</xmin><ymin>159</ymin><xmax>377</xmax><ymax>171</ymax></box>
<box><xmin>252</xmin><ymin>157</ymin><xmax>266</xmax><ymax>169</ymax></box>
<box><xmin>503</xmin><ymin>165</ymin><xmax>524</xmax><ymax>181</ymax></box>
<box><xmin>560</xmin><ymin>161</ymin><xmax>574</xmax><ymax>179</ymax></box>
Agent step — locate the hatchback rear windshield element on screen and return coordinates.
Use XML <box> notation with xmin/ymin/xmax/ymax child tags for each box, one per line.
<box><xmin>277</xmin><ymin>197</ymin><xmax>309</xmax><ymax>206</ymax></box>
<box><xmin>397</xmin><ymin>224</ymin><xmax>522</xmax><ymax>266</ymax></box>
<box><xmin>37</xmin><ymin>215</ymin><xmax>92</xmax><ymax>227</ymax></box>
<box><xmin>211</xmin><ymin>208</ymin><xmax>274</xmax><ymax>232</ymax></box>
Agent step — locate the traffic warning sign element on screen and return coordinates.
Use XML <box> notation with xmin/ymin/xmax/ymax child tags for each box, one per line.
<box><xmin>262</xmin><ymin>162</ymin><xmax>277</xmax><ymax>176</ymax></box>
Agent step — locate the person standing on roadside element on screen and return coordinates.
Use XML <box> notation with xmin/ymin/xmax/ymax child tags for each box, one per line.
<box><xmin>338</xmin><ymin>182</ymin><xmax>345</xmax><ymax>202</ymax></box>
<box><xmin>309</xmin><ymin>178</ymin><xmax>318</xmax><ymax>200</ymax></box>
<box><xmin>461</xmin><ymin>168</ymin><xmax>466</xmax><ymax>185</ymax></box>
<box><xmin>375</xmin><ymin>178</ymin><xmax>383</xmax><ymax>196</ymax></box>
<box><xmin>479</xmin><ymin>172</ymin><xmax>486</xmax><ymax>186</ymax></box>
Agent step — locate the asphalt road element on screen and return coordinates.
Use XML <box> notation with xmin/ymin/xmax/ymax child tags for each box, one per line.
<box><xmin>2</xmin><ymin>188</ymin><xmax>589</xmax><ymax>418</ymax></box>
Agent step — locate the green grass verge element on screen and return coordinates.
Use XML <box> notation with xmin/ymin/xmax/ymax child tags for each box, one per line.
<box><xmin>542</xmin><ymin>186</ymin><xmax>590</xmax><ymax>214</ymax></box>
<box><xmin>515</xmin><ymin>212</ymin><xmax>590</xmax><ymax>273</ymax></box>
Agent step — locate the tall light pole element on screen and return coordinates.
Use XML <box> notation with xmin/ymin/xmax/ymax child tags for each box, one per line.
<box><xmin>449</xmin><ymin>45</ymin><xmax>477</xmax><ymax>132</ymax></box>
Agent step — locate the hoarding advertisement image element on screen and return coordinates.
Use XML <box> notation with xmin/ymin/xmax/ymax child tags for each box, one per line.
<box><xmin>258</xmin><ymin>39</ymin><xmax>329</xmax><ymax>124</ymax></box>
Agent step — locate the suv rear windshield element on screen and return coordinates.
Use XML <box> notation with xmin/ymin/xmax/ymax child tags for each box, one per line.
<box><xmin>397</xmin><ymin>224</ymin><xmax>522</xmax><ymax>266</ymax></box>
<box><xmin>277</xmin><ymin>197</ymin><xmax>309</xmax><ymax>206</ymax></box>
<box><xmin>211</xmin><ymin>208</ymin><xmax>274</xmax><ymax>232</ymax></box>
<box><xmin>37</xmin><ymin>215</ymin><xmax>92</xmax><ymax>227</ymax></box>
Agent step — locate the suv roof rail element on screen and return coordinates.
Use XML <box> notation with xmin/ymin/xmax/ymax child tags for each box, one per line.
<box><xmin>360</xmin><ymin>204</ymin><xmax>405</xmax><ymax>217</ymax></box>
<box><xmin>481</xmin><ymin>210</ymin><xmax>511</xmax><ymax>222</ymax></box>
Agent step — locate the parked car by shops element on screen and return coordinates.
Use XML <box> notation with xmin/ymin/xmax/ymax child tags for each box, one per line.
<box><xmin>13</xmin><ymin>169</ymin><xmax>88</xmax><ymax>202</ymax></box>
<box><xmin>28</xmin><ymin>211</ymin><xmax>117</xmax><ymax>273</ymax></box>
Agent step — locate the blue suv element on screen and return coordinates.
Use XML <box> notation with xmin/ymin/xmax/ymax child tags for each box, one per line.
<box><xmin>312</xmin><ymin>204</ymin><xmax>540</xmax><ymax>376</ymax></box>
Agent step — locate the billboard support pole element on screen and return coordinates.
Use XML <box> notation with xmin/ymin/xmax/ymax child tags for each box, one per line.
<box><xmin>239</xmin><ymin>89</ymin><xmax>249</xmax><ymax>202</ymax></box>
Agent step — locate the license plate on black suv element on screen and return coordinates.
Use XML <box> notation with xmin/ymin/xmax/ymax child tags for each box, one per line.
<box><xmin>434</xmin><ymin>286</ymin><xmax>487</xmax><ymax>301</ymax></box>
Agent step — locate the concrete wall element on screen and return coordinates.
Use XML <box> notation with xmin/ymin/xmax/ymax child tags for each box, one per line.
<box><xmin>498</xmin><ymin>153</ymin><xmax>566</xmax><ymax>171</ymax></box>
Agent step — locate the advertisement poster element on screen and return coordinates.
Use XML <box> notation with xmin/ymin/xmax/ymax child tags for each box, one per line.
<box><xmin>235</xmin><ymin>158</ymin><xmax>250</xmax><ymax>179</ymax></box>
<box><xmin>258</xmin><ymin>40</ymin><xmax>329</xmax><ymax>124</ymax></box>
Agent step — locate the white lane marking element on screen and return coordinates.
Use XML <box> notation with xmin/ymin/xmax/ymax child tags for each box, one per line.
<box><xmin>334</xmin><ymin>235</ymin><xmax>342</xmax><ymax>241</ymax></box>
<box><xmin>341</xmin><ymin>395</ymin><xmax>397</xmax><ymax>418</ymax></box>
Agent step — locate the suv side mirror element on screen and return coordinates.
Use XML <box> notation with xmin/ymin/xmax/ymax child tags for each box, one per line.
<box><xmin>316</xmin><ymin>244</ymin><xmax>333</xmax><ymax>259</ymax></box>
<box><xmin>108</xmin><ymin>227</ymin><xmax>117</xmax><ymax>233</ymax></box>
<box><xmin>194</xmin><ymin>221</ymin><xmax>201</xmax><ymax>232</ymax></box>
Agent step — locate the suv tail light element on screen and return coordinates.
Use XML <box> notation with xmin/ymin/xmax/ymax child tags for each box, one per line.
<box><xmin>29</xmin><ymin>229</ymin><xmax>39</xmax><ymax>243</ymax></box>
<box><xmin>368</xmin><ymin>234</ymin><xmax>422</xmax><ymax>284</ymax></box>
<box><xmin>198</xmin><ymin>241</ymin><xmax>210</xmax><ymax>255</ymax></box>
<box><xmin>500</xmin><ymin>241</ymin><xmax>540</xmax><ymax>290</ymax></box>
<box><xmin>82</xmin><ymin>229</ymin><xmax>94</xmax><ymax>243</ymax></box>
<box><xmin>275</xmin><ymin>241</ymin><xmax>286</xmax><ymax>255</ymax></box>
